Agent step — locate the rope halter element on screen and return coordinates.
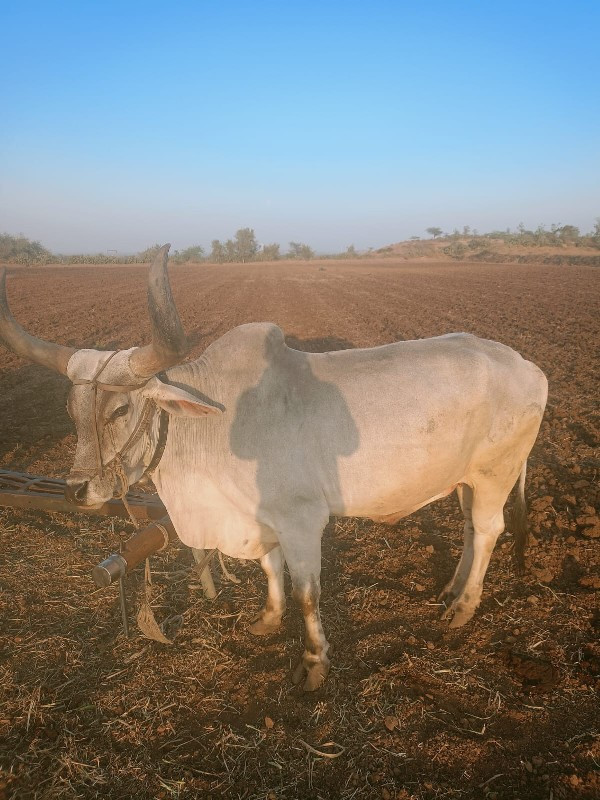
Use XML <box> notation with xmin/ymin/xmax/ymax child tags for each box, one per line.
<box><xmin>68</xmin><ymin>351</ymin><xmax>169</xmax><ymax>519</ymax></box>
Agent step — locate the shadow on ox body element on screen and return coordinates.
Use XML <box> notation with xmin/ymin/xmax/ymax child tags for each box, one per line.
<box><xmin>0</xmin><ymin>245</ymin><xmax>548</xmax><ymax>691</ymax></box>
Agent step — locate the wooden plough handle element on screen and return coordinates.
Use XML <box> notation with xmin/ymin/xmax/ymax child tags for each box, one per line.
<box><xmin>92</xmin><ymin>517</ymin><xmax>177</xmax><ymax>587</ymax></box>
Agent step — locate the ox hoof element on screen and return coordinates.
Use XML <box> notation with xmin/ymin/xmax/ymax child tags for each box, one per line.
<box><xmin>438</xmin><ymin>579</ymin><xmax>467</xmax><ymax>605</ymax></box>
<box><xmin>292</xmin><ymin>655</ymin><xmax>330</xmax><ymax>692</ymax></box>
<box><xmin>441</xmin><ymin>600</ymin><xmax>475</xmax><ymax>628</ymax></box>
<box><xmin>248</xmin><ymin>613</ymin><xmax>281</xmax><ymax>636</ymax></box>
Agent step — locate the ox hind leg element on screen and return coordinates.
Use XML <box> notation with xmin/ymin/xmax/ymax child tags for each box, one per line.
<box><xmin>442</xmin><ymin>479</ymin><xmax>511</xmax><ymax>628</ymax></box>
<box><xmin>248</xmin><ymin>546</ymin><xmax>286</xmax><ymax>635</ymax></box>
<box><xmin>438</xmin><ymin>484</ymin><xmax>474</xmax><ymax>606</ymax></box>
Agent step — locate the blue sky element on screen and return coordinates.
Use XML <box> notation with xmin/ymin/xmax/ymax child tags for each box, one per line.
<box><xmin>1</xmin><ymin>0</ymin><xmax>599</xmax><ymax>253</ymax></box>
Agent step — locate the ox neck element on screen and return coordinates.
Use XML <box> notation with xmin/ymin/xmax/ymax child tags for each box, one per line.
<box><xmin>115</xmin><ymin>385</ymin><xmax>170</xmax><ymax>482</ymax></box>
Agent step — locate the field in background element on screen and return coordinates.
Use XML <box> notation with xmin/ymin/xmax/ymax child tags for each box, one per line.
<box><xmin>0</xmin><ymin>259</ymin><xmax>598</xmax><ymax>799</ymax></box>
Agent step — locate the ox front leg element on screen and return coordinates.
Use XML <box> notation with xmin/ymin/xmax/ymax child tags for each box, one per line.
<box><xmin>291</xmin><ymin>576</ymin><xmax>330</xmax><ymax>691</ymax></box>
<box><xmin>279</xmin><ymin>526</ymin><xmax>330</xmax><ymax>692</ymax></box>
<box><xmin>248</xmin><ymin>546</ymin><xmax>286</xmax><ymax>635</ymax></box>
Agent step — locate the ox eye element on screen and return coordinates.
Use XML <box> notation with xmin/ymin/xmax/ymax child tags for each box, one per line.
<box><xmin>110</xmin><ymin>404</ymin><xmax>129</xmax><ymax>421</ymax></box>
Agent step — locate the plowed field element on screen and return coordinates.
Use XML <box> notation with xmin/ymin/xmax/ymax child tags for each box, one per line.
<box><xmin>0</xmin><ymin>259</ymin><xmax>598</xmax><ymax>800</ymax></box>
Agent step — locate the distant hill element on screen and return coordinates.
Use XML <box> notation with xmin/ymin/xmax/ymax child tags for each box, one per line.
<box><xmin>373</xmin><ymin>234</ymin><xmax>600</xmax><ymax>266</ymax></box>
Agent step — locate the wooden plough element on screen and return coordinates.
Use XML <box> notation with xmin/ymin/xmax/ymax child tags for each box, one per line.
<box><xmin>0</xmin><ymin>468</ymin><xmax>218</xmax><ymax>637</ymax></box>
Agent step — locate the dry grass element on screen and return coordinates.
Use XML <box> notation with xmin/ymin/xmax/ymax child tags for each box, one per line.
<box><xmin>0</xmin><ymin>489</ymin><xmax>598</xmax><ymax>799</ymax></box>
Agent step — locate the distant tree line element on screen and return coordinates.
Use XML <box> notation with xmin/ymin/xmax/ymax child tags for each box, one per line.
<box><xmin>3</xmin><ymin>218</ymin><xmax>600</xmax><ymax>266</ymax></box>
<box><xmin>421</xmin><ymin>220</ymin><xmax>600</xmax><ymax>248</ymax></box>
<box><xmin>0</xmin><ymin>233</ymin><xmax>52</xmax><ymax>264</ymax></box>
<box><xmin>138</xmin><ymin>230</ymin><xmax>323</xmax><ymax>264</ymax></box>
<box><xmin>0</xmin><ymin>229</ymin><xmax>336</xmax><ymax>265</ymax></box>
<box><xmin>205</xmin><ymin>229</ymin><xmax>318</xmax><ymax>263</ymax></box>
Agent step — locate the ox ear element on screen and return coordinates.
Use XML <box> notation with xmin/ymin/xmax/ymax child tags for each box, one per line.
<box><xmin>141</xmin><ymin>377</ymin><xmax>223</xmax><ymax>418</ymax></box>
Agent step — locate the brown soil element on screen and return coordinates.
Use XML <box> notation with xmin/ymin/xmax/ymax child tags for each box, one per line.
<box><xmin>0</xmin><ymin>259</ymin><xmax>598</xmax><ymax>800</ymax></box>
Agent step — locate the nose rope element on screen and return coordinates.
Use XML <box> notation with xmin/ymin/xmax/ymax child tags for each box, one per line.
<box><xmin>105</xmin><ymin>391</ymin><xmax>175</xmax><ymax>644</ymax></box>
<box><xmin>91</xmin><ymin>351</ymin><xmax>122</xmax><ymax>479</ymax></box>
<box><xmin>108</xmin><ymin>423</ymin><xmax>140</xmax><ymax>530</ymax></box>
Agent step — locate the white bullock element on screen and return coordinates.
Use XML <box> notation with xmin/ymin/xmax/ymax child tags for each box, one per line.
<box><xmin>0</xmin><ymin>246</ymin><xmax>547</xmax><ymax>690</ymax></box>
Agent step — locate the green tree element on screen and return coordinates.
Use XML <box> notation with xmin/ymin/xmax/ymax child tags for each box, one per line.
<box><xmin>210</xmin><ymin>240</ymin><xmax>226</xmax><ymax>263</ymax></box>
<box><xmin>224</xmin><ymin>239</ymin><xmax>237</xmax><ymax>262</ymax></box>
<box><xmin>288</xmin><ymin>241</ymin><xmax>314</xmax><ymax>259</ymax></box>
<box><xmin>138</xmin><ymin>244</ymin><xmax>164</xmax><ymax>261</ymax></box>
<box><xmin>259</xmin><ymin>243</ymin><xmax>281</xmax><ymax>261</ymax></box>
<box><xmin>177</xmin><ymin>245</ymin><xmax>205</xmax><ymax>262</ymax></box>
<box><xmin>557</xmin><ymin>225</ymin><xmax>580</xmax><ymax>243</ymax></box>
<box><xmin>344</xmin><ymin>244</ymin><xmax>359</xmax><ymax>258</ymax></box>
<box><xmin>426</xmin><ymin>227</ymin><xmax>443</xmax><ymax>239</ymax></box>
<box><xmin>234</xmin><ymin>227</ymin><xmax>258</xmax><ymax>262</ymax></box>
<box><xmin>0</xmin><ymin>233</ymin><xmax>52</xmax><ymax>264</ymax></box>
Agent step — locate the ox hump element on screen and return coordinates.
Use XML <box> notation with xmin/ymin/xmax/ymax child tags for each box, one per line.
<box><xmin>205</xmin><ymin>322</ymin><xmax>286</xmax><ymax>363</ymax></box>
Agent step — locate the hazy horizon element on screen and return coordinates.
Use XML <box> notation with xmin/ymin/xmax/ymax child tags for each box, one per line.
<box><xmin>2</xmin><ymin>1</ymin><xmax>598</xmax><ymax>254</ymax></box>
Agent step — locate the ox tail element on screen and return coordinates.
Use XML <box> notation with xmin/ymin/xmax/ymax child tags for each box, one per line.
<box><xmin>510</xmin><ymin>461</ymin><xmax>528</xmax><ymax>574</ymax></box>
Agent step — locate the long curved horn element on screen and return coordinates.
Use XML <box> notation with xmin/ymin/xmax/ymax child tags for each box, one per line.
<box><xmin>129</xmin><ymin>244</ymin><xmax>188</xmax><ymax>377</ymax></box>
<box><xmin>0</xmin><ymin>268</ymin><xmax>75</xmax><ymax>374</ymax></box>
